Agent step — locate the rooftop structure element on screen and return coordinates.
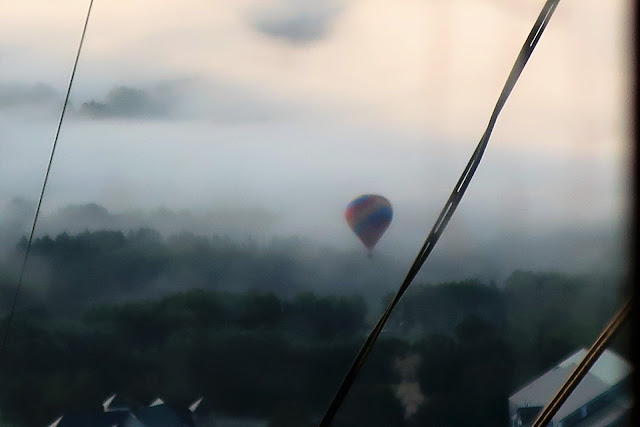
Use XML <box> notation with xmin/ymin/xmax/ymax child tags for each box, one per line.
<box><xmin>509</xmin><ymin>348</ymin><xmax>633</xmax><ymax>426</ymax></box>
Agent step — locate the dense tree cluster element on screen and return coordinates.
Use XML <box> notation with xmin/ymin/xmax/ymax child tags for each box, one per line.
<box><xmin>5</xmin><ymin>229</ymin><xmax>401</xmax><ymax>315</ymax></box>
<box><xmin>0</xmin><ymin>230</ymin><xmax>629</xmax><ymax>426</ymax></box>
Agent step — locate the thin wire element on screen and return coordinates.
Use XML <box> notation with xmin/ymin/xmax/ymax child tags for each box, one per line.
<box><xmin>0</xmin><ymin>0</ymin><xmax>95</xmax><ymax>363</ymax></box>
<box><xmin>319</xmin><ymin>1</ymin><xmax>560</xmax><ymax>424</ymax></box>
<box><xmin>531</xmin><ymin>298</ymin><xmax>632</xmax><ymax>427</ymax></box>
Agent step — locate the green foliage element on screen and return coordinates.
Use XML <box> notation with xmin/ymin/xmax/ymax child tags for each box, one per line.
<box><xmin>285</xmin><ymin>292</ymin><xmax>367</xmax><ymax>340</ymax></box>
<box><xmin>14</xmin><ymin>229</ymin><xmax>398</xmax><ymax>316</ymax></box>
<box><xmin>0</xmin><ymin>287</ymin><xmax>372</xmax><ymax>426</ymax></box>
<box><xmin>333</xmin><ymin>385</ymin><xmax>406</xmax><ymax>427</ymax></box>
<box><xmin>503</xmin><ymin>270</ymin><xmax>623</xmax><ymax>384</ymax></box>
<box><xmin>268</xmin><ymin>401</ymin><xmax>315</xmax><ymax>427</ymax></box>
<box><xmin>411</xmin><ymin>317</ymin><xmax>513</xmax><ymax>427</ymax></box>
<box><xmin>391</xmin><ymin>279</ymin><xmax>507</xmax><ymax>337</ymax></box>
<box><xmin>0</xmin><ymin>231</ymin><xmax>627</xmax><ymax>427</ymax></box>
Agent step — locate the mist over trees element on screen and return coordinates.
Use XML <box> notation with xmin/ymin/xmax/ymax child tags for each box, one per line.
<box><xmin>0</xmin><ymin>199</ymin><xmax>282</xmax><ymax>253</ymax></box>
<box><xmin>1</xmin><ymin>227</ymin><xmax>403</xmax><ymax>316</ymax></box>
<box><xmin>0</xmin><ymin>200</ymin><xmax>626</xmax><ymax>291</ymax></box>
<box><xmin>0</xmin><ymin>226</ymin><xmax>629</xmax><ymax>426</ymax></box>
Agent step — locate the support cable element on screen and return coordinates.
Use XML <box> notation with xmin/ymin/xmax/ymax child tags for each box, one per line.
<box><xmin>0</xmin><ymin>0</ymin><xmax>95</xmax><ymax>364</ymax></box>
<box><xmin>531</xmin><ymin>298</ymin><xmax>632</xmax><ymax>427</ymax></box>
<box><xmin>319</xmin><ymin>1</ymin><xmax>560</xmax><ymax>424</ymax></box>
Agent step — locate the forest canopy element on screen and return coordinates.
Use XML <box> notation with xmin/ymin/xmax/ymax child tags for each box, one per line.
<box><xmin>0</xmin><ymin>229</ymin><xmax>629</xmax><ymax>426</ymax></box>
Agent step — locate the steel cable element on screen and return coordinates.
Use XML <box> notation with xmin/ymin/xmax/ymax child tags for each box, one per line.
<box><xmin>0</xmin><ymin>0</ymin><xmax>96</xmax><ymax>365</ymax></box>
<box><xmin>319</xmin><ymin>1</ymin><xmax>560</xmax><ymax>424</ymax></box>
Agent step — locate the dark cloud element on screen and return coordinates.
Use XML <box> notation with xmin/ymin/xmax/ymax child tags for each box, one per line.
<box><xmin>253</xmin><ymin>14</ymin><xmax>333</xmax><ymax>44</ymax></box>
<box><xmin>74</xmin><ymin>78</ymin><xmax>291</xmax><ymax>122</ymax></box>
<box><xmin>249</xmin><ymin>1</ymin><xmax>344</xmax><ymax>44</ymax></box>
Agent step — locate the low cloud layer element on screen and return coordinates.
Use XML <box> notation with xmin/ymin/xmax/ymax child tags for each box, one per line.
<box><xmin>0</xmin><ymin>82</ymin><xmax>60</xmax><ymax>110</ymax></box>
<box><xmin>0</xmin><ymin>78</ymin><xmax>295</xmax><ymax>122</ymax></box>
<box><xmin>0</xmin><ymin>1</ymin><xmax>630</xmax><ymax>288</ymax></box>
<box><xmin>0</xmin><ymin>199</ymin><xmax>280</xmax><ymax>243</ymax></box>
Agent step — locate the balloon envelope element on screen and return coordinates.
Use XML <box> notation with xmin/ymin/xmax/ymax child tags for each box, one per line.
<box><xmin>345</xmin><ymin>194</ymin><xmax>393</xmax><ymax>251</ymax></box>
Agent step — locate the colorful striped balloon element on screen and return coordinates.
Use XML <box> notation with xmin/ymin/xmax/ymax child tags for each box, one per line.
<box><xmin>345</xmin><ymin>194</ymin><xmax>393</xmax><ymax>252</ymax></box>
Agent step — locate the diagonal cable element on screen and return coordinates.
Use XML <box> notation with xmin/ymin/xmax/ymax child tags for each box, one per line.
<box><xmin>0</xmin><ymin>0</ymin><xmax>95</xmax><ymax>364</ymax></box>
<box><xmin>319</xmin><ymin>1</ymin><xmax>560</xmax><ymax>424</ymax></box>
<box><xmin>531</xmin><ymin>298</ymin><xmax>632</xmax><ymax>427</ymax></box>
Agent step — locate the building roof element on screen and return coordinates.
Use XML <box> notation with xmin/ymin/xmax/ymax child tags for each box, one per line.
<box><xmin>574</xmin><ymin>395</ymin><xmax>633</xmax><ymax>427</ymax></box>
<box><xmin>54</xmin><ymin>410</ymin><xmax>132</xmax><ymax>427</ymax></box>
<box><xmin>103</xmin><ymin>394</ymin><xmax>133</xmax><ymax>412</ymax></box>
<box><xmin>511</xmin><ymin>367</ymin><xmax>611</xmax><ymax>421</ymax></box>
<box><xmin>516</xmin><ymin>406</ymin><xmax>543</xmax><ymax>425</ymax></box>
<box><xmin>204</xmin><ymin>415</ymin><xmax>268</xmax><ymax>427</ymax></box>
<box><xmin>188</xmin><ymin>397</ymin><xmax>203</xmax><ymax>413</ymax></box>
<box><xmin>558</xmin><ymin>349</ymin><xmax>632</xmax><ymax>386</ymax></box>
<box><xmin>133</xmin><ymin>404</ymin><xmax>195</xmax><ymax>427</ymax></box>
<box><xmin>509</xmin><ymin>348</ymin><xmax>633</xmax><ymax>423</ymax></box>
<box><xmin>149</xmin><ymin>397</ymin><xmax>165</xmax><ymax>407</ymax></box>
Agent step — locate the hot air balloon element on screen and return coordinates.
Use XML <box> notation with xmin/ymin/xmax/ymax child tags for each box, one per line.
<box><xmin>345</xmin><ymin>194</ymin><xmax>393</xmax><ymax>256</ymax></box>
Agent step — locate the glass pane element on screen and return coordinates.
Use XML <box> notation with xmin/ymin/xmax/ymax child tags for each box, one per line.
<box><xmin>0</xmin><ymin>1</ymin><xmax>632</xmax><ymax>426</ymax></box>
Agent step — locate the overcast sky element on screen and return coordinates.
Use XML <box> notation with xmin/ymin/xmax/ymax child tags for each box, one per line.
<box><xmin>0</xmin><ymin>0</ymin><xmax>633</xmax><ymax>275</ymax></box>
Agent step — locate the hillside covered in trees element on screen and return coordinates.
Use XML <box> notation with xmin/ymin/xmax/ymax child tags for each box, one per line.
<box><xmin>0</xmin><ymin>229</ymin><xmax>630</xmax><ymax>426</ymax></box>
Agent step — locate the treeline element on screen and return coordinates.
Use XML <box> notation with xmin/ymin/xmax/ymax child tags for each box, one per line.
<box><xmin>388</xmin><ymin>270</ymin><xmax>628</xmax><ymax>385</ymax></box>
<box><xmin>0</xmin><ymin>289</ymin><xmax>397</xmax><ymax>426</ymax></box>
<box><xmin>0</xmin><ymin>229</ymin><xmax>630</xmax><ymax>426</ymax></box>
<box><xmin>2</xmin><ymin>228</ymin><xmax>403</xmax><ymax>315</ymax></box>
<box><xmin>0</xmin><ymin>280</ymin><xmax>629</xmax><ymax>426</ymax></box>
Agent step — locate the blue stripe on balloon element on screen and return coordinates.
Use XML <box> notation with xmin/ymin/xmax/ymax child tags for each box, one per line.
<box><xmin>354</xmin><ymin>206</ymin><xmax>393</xmax><ymax>235</ymax></box>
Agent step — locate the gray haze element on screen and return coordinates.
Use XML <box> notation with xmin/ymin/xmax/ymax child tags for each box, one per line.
<box><xmin>0</xmin><ymin>83</ymin><xmax>59</xmax><ymax>109</ymax></box>
<box><xmin>0</xmin><ymin>76</ymin><xmax>628</xmax><ymax>286</ymax></box>
<box><xmin>0</xmin><ymin>79</ymin><xmax>292</xmax><ymax>122</ymax></box>
<box><xmin>0</xmin><ymin>0</ymin><xmax>631</xmax><ymax>289</ymax></box>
